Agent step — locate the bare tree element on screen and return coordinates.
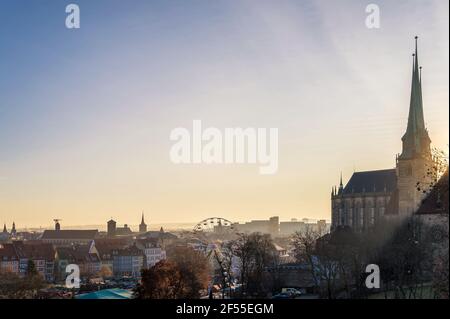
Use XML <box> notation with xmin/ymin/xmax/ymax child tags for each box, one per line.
<box><xmin>231</xmin><ymin>233</ymin><xmax>278</xmax><ymax>297</ymax></box>
<box><xmin>416</xmin><ymin>147</ymin><xmax>448</xmax><ymax>196</ymax></box>
<box><xmin>292</xmin><ymin>226</ymin><xmax>322</xmax><ymax>289</ymax></box>
<box><xmin>291</xmin><ymin>225</ymin><xmax>349</xmax><ymax>299</ymax></box>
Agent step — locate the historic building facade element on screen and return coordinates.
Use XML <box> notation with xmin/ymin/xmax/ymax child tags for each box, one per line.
<box><xmin>331</xmin><ymin>170</ymin><xmax>396</xmax><ymax>232</ymax></box>
<box><xmin>331</xmin><ymin>37</ymin><xmax>434</xmax><ymax>232</ymax></box>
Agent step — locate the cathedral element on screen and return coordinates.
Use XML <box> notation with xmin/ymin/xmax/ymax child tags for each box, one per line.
<box><xmin>331</xmin><ymin>37</ymin><xmax>435</xmax><ymax>232</ymax></box>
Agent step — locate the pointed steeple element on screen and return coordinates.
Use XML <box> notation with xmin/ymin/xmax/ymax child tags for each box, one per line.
<box><xmin>338</xmin><ymin>173</ymin><xmax>344</xmax><ymax>195</ymax></box>
<box><xmin>139</xmin><ymin>211</ymin><xmax>147</xmax><ymax>233</ymax></box>
<box><xmin>400</xmin><ymin>36</ymin><xmax>431</xmax><ymax>159</ymax></box>
<box><xmin>2</xmin><ymin>224</ymin><xmax>7</xmax><ymax>233</ymax></box>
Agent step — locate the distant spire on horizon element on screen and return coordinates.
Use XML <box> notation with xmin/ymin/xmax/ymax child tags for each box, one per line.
<box><xmin>139</xmin><ymin>211</ymin><xmax>148</xmax><ymax>233</ymax></box>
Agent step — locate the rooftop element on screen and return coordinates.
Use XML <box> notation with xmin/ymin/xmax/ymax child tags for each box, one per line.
<box><xmin>343</xmin><ymin>169</ymin><xmax>397</xmax><ymax>195</ymax></box>
<box><xmin>41</xmin><ymin>229</ymin><xmax>98</xmax><ymax>240</ymax></box>
<box><xmin>75</xmin><ymin>288</ymin><xmax>133</xmax><ymax>300</ymax></box>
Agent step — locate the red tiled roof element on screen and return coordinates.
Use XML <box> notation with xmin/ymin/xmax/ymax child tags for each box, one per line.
<box><xmin>95</xmin><ymin>239</ymin><xmax>130</xmax><ymax>257</ymax></box>
<box><xmin>56</xmin><ymin>246</ymin><xmax>100</xmax><ymax>263</ymax></box>
<box><xmin>0</xmin><ymin>244</ymin><xmax>18</xmax><ymax>260</ymax></box>
<box><xmin>112</xmin><ymin>245</ymin><xmax>144</xmax><ymax>257</ymax></box>
<box><xmin>12</xmin><ymin>241</ymin><xmax>55</xmax><ymax>260</ymax></box>
<box><xmin>0</xmin><ymin>242</ymin><xmax>55</xmax><ymax>261</ymax></box>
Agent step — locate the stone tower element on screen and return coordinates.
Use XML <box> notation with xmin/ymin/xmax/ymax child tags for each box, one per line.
<box><xmin>396</xmin><ymin>36</ymin><xmax>433</xmax><ymax>216</ymax></box>
<box><xmin>107</xmin><ymin>219</ymin><xmax>117</xmax><ymax>237</ymax></box>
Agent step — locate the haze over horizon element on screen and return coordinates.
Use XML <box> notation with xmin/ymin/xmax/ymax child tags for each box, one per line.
<box><xmin>14</xmin><ymin>216</ymin><xmax>328</xmax><ymax>233</ymax></box>
<box><xmin>0</xmin><ymin>0</ymin><xmax>448</xmax><ymax>228</ymax></box>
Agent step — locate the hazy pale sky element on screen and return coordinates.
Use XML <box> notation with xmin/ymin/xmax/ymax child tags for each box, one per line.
<box><xmin>0</xmin><ymin>0</ymin><xmax>448</xmax><ymax>229</ymax></box>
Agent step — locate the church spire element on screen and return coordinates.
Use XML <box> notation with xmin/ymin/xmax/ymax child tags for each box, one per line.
<box><xmin>338</xmin><ymin>173</ymin><xmax>344</xmax><ymax>194</ymax></box>
<box><xmin>2</xmin><ymin>224</ymin><xmax>7</xmax><ymax>233</ymax></box>
<box><xmin>400</xmin><ymin>36</ymin><xmax>431</xmax><ymax>159</ymax></box>
<box><xmin>419</xmin><ymin>66</ymin><xmax>422</xmax><ymax>84</ymax></box>
<box><xmin>139</xmin><ymin>211</ymin><xmax>147</xmax><ymax>233</ymax></box>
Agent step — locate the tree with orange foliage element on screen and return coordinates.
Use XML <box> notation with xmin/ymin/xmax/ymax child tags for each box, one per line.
<box><xmin>170</xmin><ymin>246</ymin><xmax>211</xmax><ymax>299</ymax></box>
<box><xmin>135</xmin><ymin>246</ymin><xmax>210</xmax><ymax>299</ymax></box>
<box><xmin>135</xmin><ymin>260</ymin><xmax>181</xmax><ymax>299</ymax></box>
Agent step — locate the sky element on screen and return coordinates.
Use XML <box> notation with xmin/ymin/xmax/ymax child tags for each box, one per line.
<box><xmin>0</xmin><ymin>0</ymin><xmax>448</xmax><ymax>229</ymax></box>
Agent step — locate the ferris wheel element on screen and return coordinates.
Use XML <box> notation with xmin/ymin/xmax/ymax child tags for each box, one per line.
<box><xmin>193</xmin><ymin>217</ymin><xmax>234</xmax><ymax>232</ymax></box>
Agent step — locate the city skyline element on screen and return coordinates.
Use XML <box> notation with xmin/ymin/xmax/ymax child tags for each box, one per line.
<box><xmin>1</xmin><ymin>0</ymin><xmax>449</xmax><ymax>227</ymax></box>
<box><xmin>3</xmin><ymin>215</ymin><xmax>329</xmax><ymax>233</ymax></box>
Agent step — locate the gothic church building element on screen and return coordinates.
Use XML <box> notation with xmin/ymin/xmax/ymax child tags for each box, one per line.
<box><xmin>331</xmin><ymin>37</ymin><xmax>434</xmax><ymax>232</ymax></box>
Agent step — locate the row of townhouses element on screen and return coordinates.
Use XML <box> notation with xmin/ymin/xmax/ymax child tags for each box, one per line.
<box><xmin>0</xmin><ymin>237</ymin><xmax>167</xmax><ymax>281</ymax></box>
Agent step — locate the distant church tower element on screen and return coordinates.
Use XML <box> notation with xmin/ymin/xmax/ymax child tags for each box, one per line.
<box><xmin>107</xmin><ymin>219</ymin><xmax>117</xmax><ymax>237</ymax></box>
<box><xmin>139</xmin><ymin>213</ymin><xmax>147</xmax><ymax>233</ymax></box>
<box><xmin>396</xmin><ymin>36</ymin><xmax>433</xmax><ymax>216</ymax></box>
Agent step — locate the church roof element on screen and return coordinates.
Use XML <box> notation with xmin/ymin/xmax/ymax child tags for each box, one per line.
<box><xmin>343</xmin><ymin>169</ymin><xmax>397</xmax><ymax>194</ymax></box>
<box><xmin>41</xmin><ymin>229</ymin><xmax>98</xmax><ymax>240</ymax></box>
